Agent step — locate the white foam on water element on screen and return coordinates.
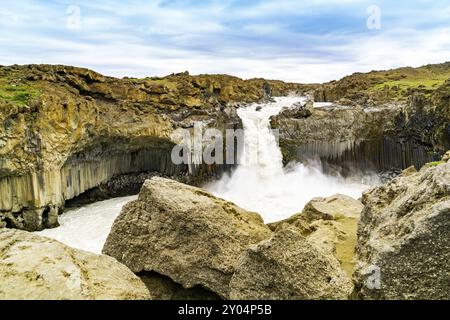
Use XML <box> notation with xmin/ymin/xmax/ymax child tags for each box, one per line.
<box><xmin>36</xmin><ymin>195</ymin><xmax>137</xmax><ymax>254</ymax></box>
<box><xmin>35</xmin><ymin>96</ymin><xmax>375</xmax><ymax>253</ymax></box>
<box><xmin>205</xmin><ymin>96</ymin><xmax>373</xmax><ymax>223</ymax></box>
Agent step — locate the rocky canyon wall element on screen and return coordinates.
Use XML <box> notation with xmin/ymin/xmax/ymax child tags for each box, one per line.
<box><xmin>273</xmin><ymin>66</ymin><xmax>450</xmax><ymax>174</ymax></box>
<box><xmin>0</xmin><ymin>65</ymin><xmax>307</xmax><ymax>230</ymax></box>
<box><xmin>1</xmin><ymin>63</ymin><xmax>449</xmax><ymax>230</ymax></box>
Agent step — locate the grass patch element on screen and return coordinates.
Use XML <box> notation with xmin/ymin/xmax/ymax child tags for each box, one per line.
<box><xmin>426</xmin><ymin>161</ymin><xmax>444</xmax><ymax>167</ymax></box>
<box><xmin>372</xmin><ymin>78</ymin><xmax>447</xmax><ymax>91</ymax></box>
<box><xmin>368</xmin><ymin>66</ymin><xmax>450</xmax><ymax>96</ymax></box>
<box><xmin>0</xmin><ymin>83</ymin><xmax>40</xmax><ymax>106</ymax></box>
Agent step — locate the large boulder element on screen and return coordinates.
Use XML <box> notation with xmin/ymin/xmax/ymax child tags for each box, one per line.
<box><xmin>231</xmin><ymin>194</ymin><xmax>363</xmax><ymax>300</ymax></box>
<box><xmin>229</xmin><ymin>226</ymin><xmax>353</xmax><ymax>300</ymax></box>
<box><xmin>269</xmin><ymin>194</ymin><xmax>363</xmax><ymax>277</ymax></box>
<box><xmin>0</xmin><ymin>229</ymin><xmax>150</xmax><ymax>300</ymax></box>
<box><xmin>102</xmin><ymin>177</ymin><xmax>272</xmax><ymax>299</ymax></box>
<box><xmin>302</xmin><ymin>194</ymin><xmax>363</xmax><ymax>221</ymax></box>
<box><xmin>354</xmin><ymin>161</ymin><xmax>450</xmax><ymax>300</ymax></box>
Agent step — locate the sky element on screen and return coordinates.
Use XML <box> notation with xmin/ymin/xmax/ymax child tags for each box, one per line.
<box><xmin>0</xmin><ymin>0</ymin><xmax>449</xmax><ymax>83</ymax></box>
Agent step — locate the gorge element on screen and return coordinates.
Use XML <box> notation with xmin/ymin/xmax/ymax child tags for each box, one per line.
<box><xmin>1</xmin><ymin>63</ymin><xmax>449</xmax><ymax>300</ymax></box>
<box><xmin>205</xmin><ymin>96</ymin><xmax>373</xmax><ymax>223</ymax></box>
<box><xmin>1</xmin><ymin>63</ymin><xmax>449</xmax><ymax>231</ymax></box>
<box><xmin>37</xmin><ymin>96</ymin><xmax>373</xmax><ymax>253</ymax></box>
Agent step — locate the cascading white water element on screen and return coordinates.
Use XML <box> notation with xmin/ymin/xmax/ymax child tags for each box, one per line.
<box><xmin>205</xmin><ymin>96</ymin><xmax>373</xmax><ymax>222</ymax></box>
<box><xmin>35</xmin><ymin>96</ymin><xmax>375</xmax><ymax>254</ymax></box>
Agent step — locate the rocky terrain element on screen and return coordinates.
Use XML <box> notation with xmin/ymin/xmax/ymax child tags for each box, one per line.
<box><xmin>0</xmin><ymin>65</ymin><xmax>309</xmax><ymax>230</ymax></box>
<box><xmin>272</xmin><ymin>62</ymin><xmax>450</xmax><ymax>174</ymax></box>
<box><xmin>0</xmin><ymin>228</ymin><xmax>150</xmax><ymax>300</ymax></box>
<box><xmin>1</xmin><ymin>63</ymin><xmax>449</xmax><ymax>231</ymax></box>
<box><xmin>0</xmin><ymin>154</ymin><xmax>448</xmax><ymax>300</ymax></box>
<box><xmin>103</xmin><ymin>177</ymin><xmax>360</xmax><ymax>300</ymax></box>
<box><xmin>0</xmin><ymin>62</ymin><xmax>449</xmax><ymax>300</ymax></box>
<box><xmin>100</xmin><ymin>154</ymin><xmax>449</xmax><ymax>300</ymax></box>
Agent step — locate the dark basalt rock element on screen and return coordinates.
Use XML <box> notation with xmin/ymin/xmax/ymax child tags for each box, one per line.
<box><xmin>0</xmin><ymin>64</ymin><xmax>311</xmax><ymax>231</ymax></box>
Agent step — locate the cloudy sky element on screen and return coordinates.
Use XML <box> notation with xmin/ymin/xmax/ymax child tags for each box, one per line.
<box><xmin>0</xmin><ymin>0</ymin><xmax>449</xmax><ymax>82</ymax></box>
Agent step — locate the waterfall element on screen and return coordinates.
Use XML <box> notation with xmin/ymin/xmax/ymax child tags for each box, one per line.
<box><xmin>236</xmin><ymin>99</ymin><xmax>286</xmax><ymax>177</ymax></box>
<box><xmin>205</xmin><ymin>96</ymin><xmax>373</xmax><ymax>222</ymax></box>
<box><xmin>35</xmin><ymin>96</ymin><xmax>375</xmax><ymax>254</ymax></box>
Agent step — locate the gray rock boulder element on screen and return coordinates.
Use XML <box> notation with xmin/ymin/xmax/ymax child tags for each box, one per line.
<box><xmin>354</xmin><ymin>161</ymin><xmax>450</xmax><ymax>300</ymax></box>
<box><xmin>269</xmin><ymin>194</ymin><xmax>363</xmax><ymax>277</ymax></box>
<box><xmin>102</xmin><ymin>177</ymin><xmax>272</xmax><ymax>299</ymax></box>
<box><xmin>0</xmin><ymin>229</ymin><xmax>151</xmax><ymax>300</ymax></box>
<box><xmin>229</xmin><ymin>226</ymin><xmax>353</xmax><ymax>300</ymax></box>
<box><xmin>302</xmin><ymin>194</ymin><xmax>363</xmax><ymax>221</ymax></box>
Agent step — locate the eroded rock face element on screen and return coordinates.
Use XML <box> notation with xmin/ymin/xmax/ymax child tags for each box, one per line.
<box><xmin>271</xmin><ymin>101</ymin><xmax>436</xmax><ymax>172</ymax></box>
<box><xmin>229</xmin><ymin>226</ymin><xmax>353</xmax><ymax>300</ymax></box>
<box><xmin>269</xmin><ymin>194</ymin><xmax>363</xmax><ymax>278</ymax></box>
<box><xmin>0</xmin><ymin>65</ymin><xmax>310</xmax><ymax>231</ymax></box>
<box><xmin>354</xmin><ymin>161</ymin><xmax>450</xmax><ymax>300</ymax></box>
<box><xmin>102</xmin><ymin>177</ymin><xmax>272</xmax><ymax>299</ymax></box>
<box><xmin>0</xmin><ymin>229</ymin><xmax>151</xmax><ymax>300</ymax></box>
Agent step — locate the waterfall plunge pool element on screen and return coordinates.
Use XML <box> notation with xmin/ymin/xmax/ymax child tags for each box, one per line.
<box><xmin>36</xmin><ymin>97</ymin><xmax>376</xmax><ymax>254</ymax></box>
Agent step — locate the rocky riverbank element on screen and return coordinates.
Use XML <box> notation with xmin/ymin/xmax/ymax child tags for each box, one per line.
<box><xmin>102</xmin><ymin>153</ymin><xmax>449</xmax><ymax>300</ymax></box>
<box><xmin>0</xmin><ymin>153</ymin><xmax>448</xmax><ymax>299</ymax></box>
<box><xmin>0</xmin><ymin>65</ymin><xmax>310</xmax><ymax>231</ymax></box>
<box><xmin>271</xmin><ymin>63</ymin><xmax>450</xmax><ymax>174</ymax></box>
<box><xmin>0</xmin><ymin>62</ymin><xmax>449</xmax><ymax>234</ymax></box>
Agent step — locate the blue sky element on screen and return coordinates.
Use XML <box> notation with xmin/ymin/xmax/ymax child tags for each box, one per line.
<box><xmin>0</xmin><ymin>0</ymin><xmax>449</xmax><ymax>82</ymax></box>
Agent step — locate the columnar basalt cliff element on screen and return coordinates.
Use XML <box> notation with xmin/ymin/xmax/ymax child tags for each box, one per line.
<box><xmin>0</xmin><ymin>65</ymin><xmax>308</xmax><ymax>230</ymax></box>
<box><xmin>1</xmin><ymin>63</ymin><xmax>449</xmax><ymax>230</ymax></box>
<box><xmin>272</xmin><ymin>63</ymin><xmax>450</xmax><ymax>174</ymax></box>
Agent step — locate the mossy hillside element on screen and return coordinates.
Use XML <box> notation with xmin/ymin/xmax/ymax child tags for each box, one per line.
<box><xmin>315</xmin><ymin>62</ymin><xmax>450</xmax><ymax>103</ymax></box>
<box><xmin>421</xmin><ymin>160</ymin><xmax>445</xmax><ymax>169</ymax></box>
<box><xmin>0</xmin><ymin>78</ymin><xmax>40</xmax><ymax>106</ymax></box>
<box><xmin>369</xmin><ymin>64</ymin><xmax>450</xmax><ymax>98</ymax></box>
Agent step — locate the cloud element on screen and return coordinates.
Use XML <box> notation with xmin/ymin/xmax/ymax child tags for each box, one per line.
<box><xmin>0</xmin><ymin>0</ymin><xmax>449</xmax><ymax>83</ymax></box>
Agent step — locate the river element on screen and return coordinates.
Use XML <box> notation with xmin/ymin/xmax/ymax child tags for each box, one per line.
<box><xmin>36</xmin><ymin>96</ymin><xmax>374</xmax><ymax>254</ymax></box>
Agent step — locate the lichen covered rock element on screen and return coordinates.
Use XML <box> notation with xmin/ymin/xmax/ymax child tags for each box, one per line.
<box><xmin>103</xmin><ymin>177</ymin><xmax>272</xmax><ymax>299</ymax></box>
<box><xmin>269</xmin><ymin>194</ymin><xmax>363</xmax><ymax>279</ymax></box>
<box><xmin>229</xmin><ymin>226</ymin><xmax>353</xmax><ymax>300</ymax></box>
<box><xmin>0</xmin><ymin>229</ymin><xmax>151</xmax><ymax>300</ymax></box>
<box><xmin>354</xmin><ymin>161</ymin><xmax>450</xmax><ymax>300</ymax></box>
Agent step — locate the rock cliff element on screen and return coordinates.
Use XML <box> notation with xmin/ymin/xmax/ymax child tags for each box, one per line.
<box><xmin>271</xmin><ymin>63</ymin><xmax>450</xmax><ymax>173</ymax></box>
<box><xmin>1</xmin><ymin>63</ymin><xmax>449</xmax><ymax>231</ymax></box>
<box><xmin>0</xmin><ymin>65</ymin><xmax>307</xmax><ymax>230</ymax></box>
